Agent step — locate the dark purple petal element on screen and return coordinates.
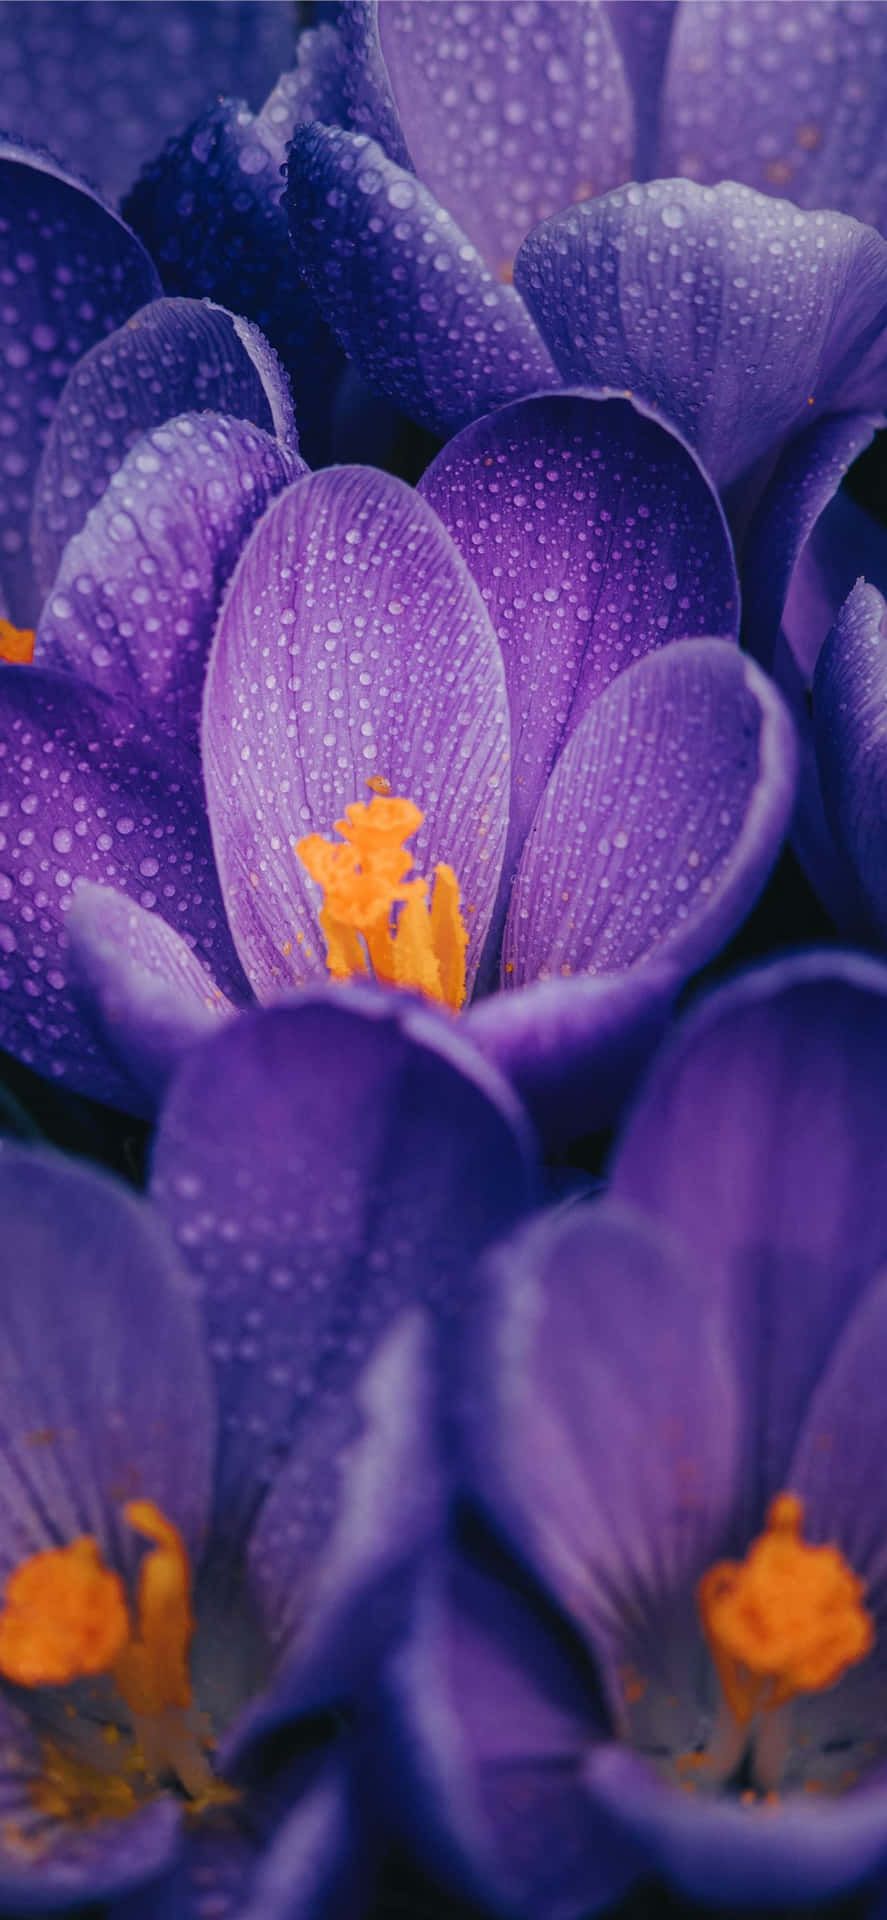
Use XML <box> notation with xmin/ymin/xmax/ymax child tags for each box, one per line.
<box><xmin>203</xmin><ymin>466</ymin><xmax>510</xmax><ymax>998</ymax></box>
<box><xmin>0</xmin><ymin>669</ymin><xmax>247</xmax><ymax>1105</ymax></box>
<box><xmin>813</xmin><ymin>580</ymin><xmax>887</xmax><ymax>939</ymax></box>
<box><xmin>610</xmin><ymin>951</ymin><xmax>887</xmax><ymax>1519</ymax></box>
<box><xmin>790</xmin><ymin>1267</ymin><xmax>887</xmax><ymax>1614</ymax></box>
<box><xmin>502</xmin><ymin>640</ymin><xmax>796</xmax><ymax>988</ymax></box>
<box><xmin>660</xmin><ymin>0</ymin><xmax>887</xmax><ymax>234</ymax></box>
<box><xmin>741</xmin><ymin>412</ymin><xmax>882</xmax><ymax>673</ymax></box>
<box><xmin>66</xmin><ymin>883</ymin><xmax>234</xmax><ymax>1112</ymax></box>
<box><xmin>125</xmin><ymin>94</ymin><xmax>342</xmax><ymax>470</ymax></box>
<box><xmin>606</xmin><ymin>1</ymin><xmax>677</xmax><ymax>176</ymax></box>
<box><xmin>286</xmin><ymin>124</ymin><xmax>558</xmax><ymax>438</ymax></box>
<box><xmin>515</xmin><ymin>179</ymin><xmax>887</xmax><ymax>489</ymax></box>
<box><xmin>0</xmin><ymin>2</ymin><xmax>295</xmax><ymax>204</ymax></box>
<box><xmin>0</xmin><ymin>144</ymin><xmax>159</xmax><ymax>623</ymax></box>
<box><xmin>462</xmin><ymin>1204</ymin><xmax>739</xmax><ymax>1675</ymax></box>
<box><xmin>234</xmin><ymin>1760</ymin><xmax>366</xmax><ymax>1920</ymax></box>
<box><xmin>339</xmin><ymin>1</ymin><xmax>413</xmax><ymax>165</ymax></box>
<box><xmin>420</xmin><ymin>389</ymin><xmax>737</xmax><ymax>922</ymax></box>
<box><xmin>375</xmin><ymin>1</ymin><xmax>633</xmax><ymax>277</ymax></box>
<box><xmin>585</xmin><ymin>1742</ymin><xmax>887</xmax><ymax>1907</ymax></box>
<box><xmin>260</xmin><ymin>24</ymin><xmax>351</xmax><ymax>137</ymax></box>
<box><xmin>0</xmin><ymin>1148</ymin><xmax>214</xmax><ymax>1577</ymax></box>
<box><xmin>150</xmin><ymin>991</ymin><xmax>537</xmax><ymax>1538</ymax></box>
<box><xmin>772</xmin><ymin>628</ymin><xmax>871</xmax><ymax>935</ymax></box>
<box><xmin>466</xmin><ymin>965</ymin><xmax>676</xmax><ymax>1155</ymax></box>
<box><xmin>0</xmin><ymin>1785</ymin><xmax>182</xmax><ymax>1913</ymax></box>
<box><xmin>386</xmin><ymin>1537</ymin><xmax>633</xmax><ymax>1920</ymax></box>
<box><xmin>36</xmin><ymin>410</ymin><xmax>300</xmax><ymax>757</ymax></box>
<box><xmin>31</xmin><ymin>299</ymin><xmax>297</xmax><ymax>602</ymax></box>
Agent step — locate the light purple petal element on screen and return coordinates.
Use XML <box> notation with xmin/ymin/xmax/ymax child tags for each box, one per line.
<box><xmin>606</xmin><ymin>1</ymin><xmax>677</xmax><ymax>176</ymax></box>
<box><xmin>514</xmin><ymin>179</ymin><xmax>887</xmax><ymax>490</ymax></box>
<box><xmin>420</xmin><ymin>388</ymin><xmax>737</xmax><ymax>922</ymax></box>
<box><xmin>375</xmin><ymin>1</ymin><xmax>633</xmax><ymax>276</ymax></box>
<box><xmin>285</xmin><ymin>124</ymin><xmax>558</xmax><ymax>438</ymax></box>
<box><xmin>502</xmin><ymin>640</ymin><xmax>797</xmax><ymax>988</ymax></box>
<box><xmin>0</xmin><ymin>669</ymin><xmax>247</xmax><ymax>1105</ymax></box>
<box><xmin>0</xmin><ymin>144</ymin><xmax>160</xmax><ymax>622</ymax></box>
<box><xmin>203</xmin><ymin>466</ymin><xmax>510</xmax><ymax>998</ymax></box>
<box><xmin>150</xmin><ymin>990</ymin><xmax>537</xmax><ymax>1538</ymax></box>
<box><xmin>66</xmin><ymin>882</ymin><xmax>234</xmax><ymax>1112</ymax></box>
<box><xmin>610</xmin><ymin>951</ymin><xmax>887</xmax><ymax>1520</ymax></box>
<box><xmin>31</xmin><ymin>298</ymin><xmax>297</xmax><ymax>602</ymax></box>
<box><xmin>813</xmin><ymin>579</ymin><xmax>887</xmax><ymax>940</ymax></box>
<box><xmin>36</xmin><ymin>410</ymin><xmax>300</xmax><ymax>757</ymax></box>
<box><xmin>660</xmin><ymin>0</ymin><xmax>887</xmax><ymax>235</ymax></box>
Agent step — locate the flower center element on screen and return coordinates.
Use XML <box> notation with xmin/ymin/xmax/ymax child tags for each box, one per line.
<box><xmin>0</xmin><ymin>620</ymin><xmax>35</xmax><ymax>665</ymax></box>
<box><xmin>296</xmin><ymin>789</ymin><xmax>468</xmax><ymax>1011</ymax></box>
<box><xmin>0</xmin><ymin>1501</ymin><xmax>229</xmax><ymax>1825</ymax></box>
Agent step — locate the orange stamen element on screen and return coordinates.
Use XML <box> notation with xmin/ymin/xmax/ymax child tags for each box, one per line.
<box><xmin>296</xmin><ymin>790</ymin><xmax>468</xmax><ymax>1011</ymax></box>
<box><xmin>697</xmin><ymin>1493</ymin><xmax>874</xmax><ymax>1725</ymax></box>
<box><xmin>0</xmin><ymin>620</ymin><xmax>35</xmax><ymax>665</ymax></box>
<box><xmin>113</xmin><ymin>1501</ymin><xmax>195</xmax><ymax>1716</ymax></box>
<box><xmin>0</xmin><ymin>1537</ymin><xmax>129</xmax><ymax>1687</ymax></box>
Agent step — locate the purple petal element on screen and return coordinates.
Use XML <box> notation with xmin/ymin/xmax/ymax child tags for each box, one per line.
<box><xmin>610</xmin><ymin>951</ymin><xmax>887</xmax><ymax>1516</ymax></box>
<box><xmin>514</xmin><ymin>179</ymin><xmax>887</xmax><ymax>490</ymax></box>
<box><xmin>813</xmin><ymin>579</ymin><xmax>887</xmax><ymax>939</ymax></box>
<box><xmin>606</xmin><ymin>1</ymin><xmax>677</xmax><ymax>176</ymax></box>
<box><xmin>203</xmin><ymin>466</ymin><xmax>510</xmax><ymax>998</ymax></box>
<box><xmin>462</xmin><ymin>1204</ymin><xmax>739</xmax><ymax>1676</ymax></box>
<box><xmin>36</xmin><ymin>410</ymin><xmax>300</xmax><ymax>757</ymax></box>
<box><xmin>66</xmin><ymin>882</ymin><xmax>234</xmax><ymax>1112</ymax></box>
<box><xmin>741</xmin><ymin>412</ymin><xmax>882</xmax><ymax>674</ymax></box>
<box><xmin>285</xmin><ymin>124</ymin><xmax>558</xmax><ymax>438</ymax></box>
<box><xmin>502</xmin><ymin>640</ymin><xmax>797</xmax><ymax>988</ymax></box>
<box><xmin>30</xmin><ymin>299</ymin><xmax>296</xmax><ymax>602</ymax></box>
<box><xmin>150</xmin><ymin>990</ymin><xmax>537</xmax><ymax>1535</ymax></box>
<box><xmin>0</xmin><ymin>1148</ymin><xmax>214</xmax><ymax>1578</ymax></box>
<box><xmin>235</xmin><ymin>1760</ymin><xmax>366</xmax><ymax>1920</ymax></box>
<box><xmin>466</xmin><ymin>965</ymin><xmax>676</xmax><ymax>1155</ymax></box>
<box><xmin>387</xmin><ymin>1537</ymin><xmax>632</xmax><ymax>1920</ymax></box>
<box><xmin>772</xmin><ymin>628</ymin><xmax>871</xmax><ymax>936</ymax></box>
<box><xmin>790</xmin><ymin>1267</ymin><xmax>887</xmax><ymax>1614</ymax></box>
<box><xmin>374</xmin><ymin>1</ymin><xmax>633</xmax><ymax>277</ymax></box>
<box><xmin>660</xmin><ymin>0</ymin><xmax>887</xmax><ymax>234</ymax></box>
<box><xmin>0</xmin><ymin>668</ymin><xmax>247</xmax><ymax>1105</ymax></box>
<box><xmin>0</xmin><ymin>144</ymin><xmax>159</xmax><ymax>623</ymax></box>
<box><xmin>259</xmin><ymin>23</ymin><xmax>352</xmax><ymax>136</ymax></box>
<box><xmin>420</xmin><ymin>388</ymin><xmax>737</xmax><ymax>922</ymax></box>
<box><xmin>0</xmin><ymin>2</ymin><xmax>295</xmax><ymax>204</ymax></box>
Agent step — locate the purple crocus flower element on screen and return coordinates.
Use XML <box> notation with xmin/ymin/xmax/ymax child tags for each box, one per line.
<box><xmin>388</xmin><ymin>950</ymin><xmax>887</xmax><ymax>1915</ymax></box>
<box><xmin>0</xmin><ymin>372</ymin><xmax>796</xmax><ymax>1147</ymax></box>
<box><xmin>0</xmin><ymin>983</ymin><xmax>536</xmax><ymax>1915</ymax></box>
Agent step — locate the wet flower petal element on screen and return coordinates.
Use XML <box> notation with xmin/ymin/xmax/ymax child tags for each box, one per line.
<box><xmin>813</xmin><ymin>580</ymin><xmax>887</xmax><ymax>939</ymax></box>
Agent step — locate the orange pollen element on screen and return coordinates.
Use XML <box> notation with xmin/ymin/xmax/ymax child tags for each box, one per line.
<box><xmin>295</xmin><ymin>789</ymin><xmax>469</xmax><ymax>1012</ymax></box>
<box><xmin>0</xmin><ymin>619</ymin><xmax>35</xmax><ymax>665</ymax></box>
<box><xmin>697</xmin><ymin>1492</ymin><xmax>874</xmax><ymax>1725</ymax></box>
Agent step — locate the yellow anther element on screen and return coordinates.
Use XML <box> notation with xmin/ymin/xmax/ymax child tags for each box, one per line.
<box><xmin>296</xmin><ymin>790</ymin><xmax>468</xmax><ymax>1011</ymax></box>
<box><xmin>0</xmin><ymin>1537</ymin><xmax>129</xmax><ymax>1688</ymax></box>
<box><xmin>113</xmin><ymin>1501</ymin><xmax>195</xmax><ymax>1717</ymax></box>
<box><xmin>0</xmin><ymin>620</ymin><xmax>35</xmax><ymax>665</ymax></box>
<box><xmin>697</xmin><ymin>1493</ymin><xmax>874</xmax><ymax>1725</ymax></box>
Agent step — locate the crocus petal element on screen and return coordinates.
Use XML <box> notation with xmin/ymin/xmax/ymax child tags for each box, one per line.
<box><xmin>30</xmin><ymin>298</ymin><xmax>296</xmax><ymax>602</ymax></box>
<box><xmin>461</xmin><ymin>1204</ymin><xmax>739</xmax><ymax>1681</ymax></box>
<box><xmin>0</xmin><ymin>1148</ymin><xmax>214</xmax><ymax>1577</ymax></box>
<box><xmin>36</xmin><ymin>410</ymin><xmax>300</xmax><ymax>757</ymax></box>
<box><xmin>0</xmin><ymin>1783</ymin><xmax>182</xmax><ymax>1914</ymax></box>
<box><xmin>386</xmin><ymin>1535</ymin><xmax>632</xmax><ymax>1920</ymax></box>
<box><xmin>611</xmin><ymin>951</ymin><xmax>887</xmax><ymax>1521</ymax></box>
<box><xmin>741</xmin><ymin>411</ymin><xmax>883</xmax><ymax>673</ymax></box>
<box><xmin>0</xmin><ymin>1</ymin><xmax>295</xmax><ymax>204</ymax></box>
<box><xmin>813</xmin><ymin>579</ymin><xmax>887</xmax><ymax>940</ymax></box>
<box><xmin>260</xmin><ymin>23</ymin><xmax>352</xmax><ymax>136</ymax></box>
<box><xmin>150</xmin><ymin>991</ymin><xmax>537</xmax><ymax>1536</ymax></box>
<box><xmin>514</xmin><ymin>179</ymin><xmax>887</xmax><ymax>491</ymax></box>
<box><xmin>0</xmin><ymin>668</ymin><xmax>248</xmax><ymax>1105</ymax></box>
<box><xmin>605</xmin><ymin>1</ymin><xmax>677</xmax><ymax>177</ymax></box>
<box><xmin>772</xmin><ymin>628</ymin><xmax>871</xmax><ymax>936</ymax></box>
<box><xmin>373</xmin><ymin>1</ymin><xmax>633</xmax><ymax>277</ymax></box>
<box><xmin>203</xmin><ymin>466</ymin><xmax>510</xmax><ymax>998</ymax></box>
<box><xmin>236</xmin><ymin>1759</ymin><xmax>366</xmax><ymax>1920</ymax></box>
<box><xmin>585</xmin><ymin>1741</ymin><xmax>887</xmax><ymax>1908</ymax></box>
<box><xmin>125</xmin><ymin>96</ymin><xmax>342</xmax><ymax>470</ymax></box>
<box><xmin>660</xmin><ymin>0</ymin><xmax>887</xmax><ymax>235</ymax></box>
<box><xmin>466</xmin><ymin>965</ymin><xmax>676</xmax><ymax>1155</ymax></box>
<box><xmin>420</xmin><ymin>388</ymin><xmax>737</xmax><ymax>919</ymax></box>
<box><xmin>286</xmin><ymin>124</ymin><xmax>558</xmax><ymax>438</ymax></box>
<box><xmin>0</xmin><ymin>144</ymin><xmax>159</xmax><ymax>623</ymax></box>
<box><xmin>66</xmin><ymin>882</ymin><xmax>234</xmax><ymax>1111</ymax></box>
<box><xmin>502</xmin><ymin>639</ymin><xmax>797</xmax><ymax>988</ymax></box>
